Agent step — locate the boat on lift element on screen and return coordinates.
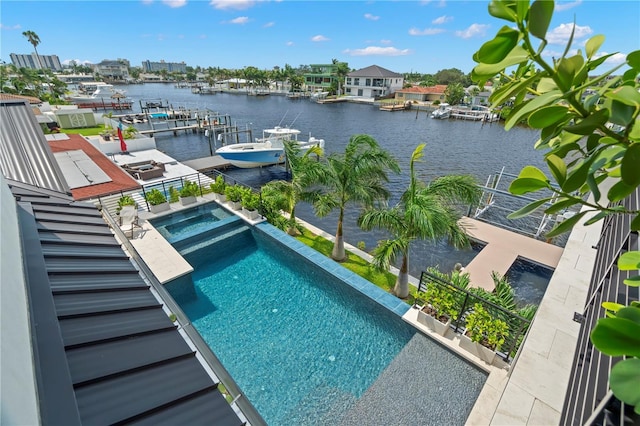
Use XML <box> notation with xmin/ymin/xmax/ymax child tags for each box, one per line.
<box><xmin>431</xmin><ymin>103</ymin><xmax>452</xmax><ymax>119</ymax></box>
<box><xmin>216</xmin><ymin>126</ymin><xmax>325</xmax><ymax>168</ymax></box>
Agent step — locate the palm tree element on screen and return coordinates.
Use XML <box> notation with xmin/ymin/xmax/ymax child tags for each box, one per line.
<box><xmin>313</xmin><ymin>134</ymin><xmax>400</xmax><ymax>261</ymax></box>
<box><xmin>22</xmin><ymin>30</ymin><xmax>43</xmax><ymax>71</ymax></box>
<box><xmin>358</xmin><ymin>144</ymin><xmax>481</xmax><ymax>299</ymax></box>
<box><xmin>262</xmin><ymin>141</ymin><xmax>324</xmax><ymax>235</ymax></box>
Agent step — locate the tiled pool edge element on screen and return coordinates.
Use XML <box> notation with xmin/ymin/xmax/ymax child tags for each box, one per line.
<box><xmin>255</xmin><ymin>222</ymin><xmax>411</xmax><ymax>317</ymax></box>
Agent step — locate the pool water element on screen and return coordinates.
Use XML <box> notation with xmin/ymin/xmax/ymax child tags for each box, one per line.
<box><xmin>506</xmin><ymin>257</ymin><xmax>554</xmax><ymax>307</ymax></box>
<box><xmin>165</xmin><ymin>219</ymin><xmax>487</xmax><ymax>425</ymax></box>
<box><xmin>150</xmin><ymin>202</ymin><xmax>232</xmax><ymax>243</ymax></box>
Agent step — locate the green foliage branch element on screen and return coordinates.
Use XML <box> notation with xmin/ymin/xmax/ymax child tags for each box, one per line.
<box><xmin>472</xmin><ymin>0</ymin><xmax>639</xmax><ymax>413</ymax></box>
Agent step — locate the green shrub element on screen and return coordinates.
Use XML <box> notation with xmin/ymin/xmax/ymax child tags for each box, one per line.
<box><xmin>144</xmin><ymin>188</ymin><xmax>167</xmax><ymax>206</ymax></box>
<box><xmin>465</xmin><ymin>303</ymin><xmax>509</xmax><ymax>350</ymax></box>
<box><xmin>179</xmin><ymin>180</ymin><xmax>200</xmax><ymax>197</ymax></box>
<box><xmin>241</xmin><ymin>190</ymin><xmax>261</xmax><ymax>211</ymax></box>
<box><xmin>210</xmin><ymin>175</ymin><xmax>226</xmax><ymax>194</ymax></box>
<box><xmin>168</xmin><ymin>186</ymin><xmax>180</xmax><ymax>203</ymax></box>
<box><xmin>116</xmin><ymin>194</ymin><xmax>136</xmax><ymax>213</ymax></box>
<box><xmin>224</xmin><ymin>184</ymin><xmax>245</xmax><ymax>203</ymax></box>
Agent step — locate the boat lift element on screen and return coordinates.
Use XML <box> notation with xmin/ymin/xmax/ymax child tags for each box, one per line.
<box><xmin>472</xmin><ymin>167</ymin><xmax>574</xmax><ymax>240</ymax></box>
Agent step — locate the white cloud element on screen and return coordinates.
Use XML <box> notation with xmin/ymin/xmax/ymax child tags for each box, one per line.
<box><xmin>455</xmin><ymin>23</ymin><xmax>489</xmax><ymax>39</ymax></box>
<box><xmin>263</xmin><ymin>21</ymin><xmax>274</xmax><ymax>28</ymax></box>
<box><xmin>199</xmin><ymin>34</ymin><xmax>207</xmax><ymax>39</ymax></box>
<box><xmin>286</xmin><ymin>41</ymin><xmax>294</xmax><ymax>46</ymax></box>
<box><xmin>432</xmin><ymin>15</ymin><xmax>452</xmax><ymax>25</ymax></box>
<box><xmin>229</xmin><ymin>16</ymin><xmax>250</xmax><ymax>24</ymax></box>
<box><xmin>409</xmin><ymin>27</ymin><xmax>446</xmax><ymax>36</ymax></box>
<box><xmin>311</xmin><ymin>35</ymin><xmax>329</xmax><ymax>42</ymax></box>
<box><xmin>421</xmin><ymin>0</ymin><xmax>447</xmax><ymax>7</ymax></box>
<box><xmin>343</xmin><ymin>46</ymin><xmax>412</xmax><ymax>57</ymax></box>
<box><xmin>0</xmin><ymin>24</ymin><xmax>21</xmax><ymax>30</ymax></box>
<box><xmin>547</xmin><ymin>23</ymin><xmax>593</xmax><ymax>44</ymax></box>
<box><xmin>62</xmin><ymin>59</ymin><xmax>93</xmax><ymax>66</ymax></box>
<box><xmin>162</xmin><ymin>0</ymin><xmax>186</xmax><ymax>8</ymax></box>
<box><xmin>364</xmin><ymin>13</ymin><xmax>380</xmax><ymax>21</ymax></box>
<box><xmin>210</xmin><ymin>0</ymin><xmax>255</xmax><ymax>10</ymax></box>
<box><xmin>555</xmin><ymin>1</ymin><xmax>582</xmax><ymax>12</ymax></box>
<box><xmin>597</xmin><ymin>52</ymin><xmax>627</xmax><ymax>66</ymax></box>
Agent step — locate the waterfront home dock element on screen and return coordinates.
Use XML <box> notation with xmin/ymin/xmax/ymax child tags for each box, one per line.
<box><xmin>379</xmin><ymin>102</ymin><xmax>409</xmax><ymax>112</ymax></box>
<box><xmin>460</xmin><ymin>217</ymin><xmax>564</xmax><ymax>291</ymax></box>
<box><xmin>182</xmin><ymin>155</ymin><xmax>231</xmax><ymax>171</ymax></box>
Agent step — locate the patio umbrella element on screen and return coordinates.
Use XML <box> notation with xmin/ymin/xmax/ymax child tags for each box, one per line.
<box><xmin>111</xmin><ymin>92</ymin><xmax>126</xmax><ymax>108</ymax></box>
<box><xmin>117</xmin><ymin>123</ymin><xmax>128</xmax><ymax>152</ymax></box>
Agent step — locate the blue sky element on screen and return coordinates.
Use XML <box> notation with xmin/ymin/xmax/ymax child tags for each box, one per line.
<box><xmin>1</xmin><ymin>1</ymin><xmax>638</xmax><ymax>74</ymax></box>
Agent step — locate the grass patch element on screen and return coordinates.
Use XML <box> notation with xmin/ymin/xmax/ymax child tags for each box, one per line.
<box><xmin>295</xmin><ymin>228</ymin><xmax>396</xmax><ymax>292</ymax></box>
<box><xmin>56</xmin><ymin>125</ymin><xmax>107</xmax><ymax>136</ymax></box>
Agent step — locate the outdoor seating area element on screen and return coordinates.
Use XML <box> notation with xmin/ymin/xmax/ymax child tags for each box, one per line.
<box><xmin>122</xmin><ymin>160</ymin><xmax>165</xmax><ymax>180</ymax></box>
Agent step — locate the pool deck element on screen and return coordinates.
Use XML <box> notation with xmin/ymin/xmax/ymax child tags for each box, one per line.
<box><xmin>460</xmin><ymin>217</ymin><xmax>564</xmax><ymax>291</ymax></box>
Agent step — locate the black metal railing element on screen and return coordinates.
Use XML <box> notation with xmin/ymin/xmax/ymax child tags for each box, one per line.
<box><xmin>417</xmin><ymin>270</ymin><xmax>532</xmax><ymax>363</ymax></box>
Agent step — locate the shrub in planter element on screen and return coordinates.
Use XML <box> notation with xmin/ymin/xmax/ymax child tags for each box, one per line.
<box><xmin>464</xmin><ymin>303</ymin><xmax>509</xmax><ymax>351</ymax></box>
<box><xmin>241</xmin><ymin>190</ymin><xmax>261</xmax><ymax>219</ymax></box>
<box><xmin>145</xmin><ymin>188</ymin><xmax>169</xmax><ymax>213</ymax></box>
<box><xmin>210</xmin><ymin>175</ymin><xmax>227</xmax><ymax>201</ymax></box>
<box><xmin>116</xmin><ymin>194</ymin><xmax>137</xmax><ymax>214</ymax></box>
<box><xmin>179</xmin><ymin>180</ymin><xmax>199</xmax><ymax>205</ymax></box>
<box><xmin>224</xmin><ymin>184</ymin><xmax>245</xmax><ymax>210</ymax></box>
<box><xmin>417</xmin><ymin>283</ymin><xmax>457</xmax><ymax>336</ymax></box>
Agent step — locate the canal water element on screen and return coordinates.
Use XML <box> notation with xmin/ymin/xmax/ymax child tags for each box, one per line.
<box><xmin>120</xmin><ymin>83</ymin><xmax>551</xmax><ymax>277</ymax></box>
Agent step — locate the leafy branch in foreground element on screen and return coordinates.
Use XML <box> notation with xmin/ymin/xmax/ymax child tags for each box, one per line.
<box><xmin>472</xmin><ymin>0</ymin><xmax>639</xmax><ymax>414</ymax></box>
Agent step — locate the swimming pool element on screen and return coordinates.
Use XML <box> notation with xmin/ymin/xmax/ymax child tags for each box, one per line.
<box><xmin>163</xmin><ymin>206</ymin><xmax>487</xmax><ymax>425</ymax></box>
<box><xmin>506</xmin><ymin>257</ymin><xmax>554</xmax><ymax>307</ymax></box>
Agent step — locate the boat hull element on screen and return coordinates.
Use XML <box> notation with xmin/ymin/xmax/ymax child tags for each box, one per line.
<box><xmin>216</xmin><ymin>144</ymin><xmax>284</xmax><ymax>168</ymax></box>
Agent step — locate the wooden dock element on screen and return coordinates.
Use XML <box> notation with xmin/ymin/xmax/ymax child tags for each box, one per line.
<box><xmin>182</xmin><ymin>155</ymin><xmax>231</xmax><ymax>171</ymax></box>
<box><xmin>379</xmin><ymin>103</ymin><xmax>408</xmax><ymax>112</ymax></box>
<box><xmin>459</xmin><ymin>217</ymin><xmax>564</xmax><ymax>291</ymax></box>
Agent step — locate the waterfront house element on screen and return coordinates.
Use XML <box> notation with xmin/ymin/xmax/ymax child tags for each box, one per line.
<box><xmin>344</xmin><ymin>65</ymin><xmax>404</xmax><ymax>99</ymax></box>
<box><xmin>394</xmin><ymin>85</ymin><xmax>448</xmax><ymax>103</ymax></box>
<box><xmin>93</xmin><ymin>59</ymin><xmax>131</xmax><ymax>83</ymax></box>
<box><xmin>303</xmin><ymin>63</ymin><xmax>347</xmax><ymax>93</ymax></box>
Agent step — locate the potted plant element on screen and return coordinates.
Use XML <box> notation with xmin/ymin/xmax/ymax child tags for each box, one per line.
<box><xmin>224</xmin><ymin>184</ymin><xmax>244</xmax><ymax>210</ymax></box>
<box><xmin>210</xmin><ymin>175</ymin><xmax>227</xmax><ymax>202</ymax></box>
<box><xmin>116</xmin><ymin>194</ymin><xmax>137</xmax><ymax>214</ymax></box>
<box><xmin>144</xmin><ymin>188</ymin><xmax>170</xmax><ymax>213</ymax></box>
<box><xmin>459</xmin><ymin>303</ymin><xmax>509</xmax><ymax>364</ymax></box>
<box><xmin>241</xmin><ymin>190</ymin><xmax>261</xmax><ymax>220</ymax></box>
<box><xmin>179</xmin><ymin>180</ymin><xmax>199</xmax><ymax>206</ymax></box>
<box><xmin>416</xmin><ymin>283</ymin><xmax>456</xmax><ymax>337</ymax></box>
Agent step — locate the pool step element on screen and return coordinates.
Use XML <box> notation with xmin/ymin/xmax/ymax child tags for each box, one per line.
<box><xmin>170</xmin><ymin>215</ymin><xmax>242</xmax><ymax>248</ymax></box>
<box><xmin>177</xmin><ymin>220</ymin><xmax>251</xmax><ymax>257</ymax></box>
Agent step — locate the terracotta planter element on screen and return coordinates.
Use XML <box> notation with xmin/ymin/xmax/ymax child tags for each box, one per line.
<box><xmin>179</xmin><ymin>195</ymin><xmax>196</xmax><ymax>206</ymax></box>
<box><xmin>458</xmin><ymin>332</ymin><xmax>497</xmax><ymax>365</ymax></box>
<box><xmin>149</xmin><ymin>201</ymin><xmax>170</xmax><ymax>214</ymax></box>
<box><xmin>417</xmin><ymin>308</ymin><xmax>452</xmax><ymax>337</ymax></box>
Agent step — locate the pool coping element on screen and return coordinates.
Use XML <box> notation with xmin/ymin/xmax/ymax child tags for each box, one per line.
<box><xmin>255</xmin><ymin>221</ymin><xmax>411</xmax><ymax>317</ymax></box>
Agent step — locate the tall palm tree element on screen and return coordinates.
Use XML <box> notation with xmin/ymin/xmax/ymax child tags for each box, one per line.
<box><xmin>262</xmin><ymin>141</ymin><xmax>324</xmax><ymax>235</ymax></box>
<box><xmin>313</xmin><ymin>134</ymin><xmax>400</xmax><ymax>261</ymax></box>
<box><xmin>358</xmin><ymin>144</ymin><xmax>481</xmax><ymax>298</ymax></box>
<box><xmin>22</xmin><ymin>31</ymin><xmax>43</xmax><ymax>71</ymax></box>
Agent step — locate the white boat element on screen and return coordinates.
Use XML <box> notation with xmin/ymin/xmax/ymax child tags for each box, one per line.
<box><xmin>216</xmin><ymin>126</ymin><xmax>325</xmax><ymax>168</ymax></box>
<box><xmin>67</xmin><ymin>83</ymin><xmax>133</xmax><ymax>109</ymax></box>
<box><xmin>431</xmin><ymin>103</ymin><xmax>452</xmax><ymax>119</ymax></box>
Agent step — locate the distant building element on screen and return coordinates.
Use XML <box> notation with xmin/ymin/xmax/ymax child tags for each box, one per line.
<box><xmin>142</xmin><ymin>60</ymin><xmax>187</xmax><ymax>73</ymax></box>
<box><xmin>344</xmin><ymin>65</ymin><xmax>403</xmax><ymax>98</ymax></box>
<box><xmin>94</xmin><ymin>59</ymin><xmax>130</xmax><ymax>82</ymax></box>
<box><xmin>303</xmin><ymin>63</ymin><xmax>347</xmax><ymax>93</ymax></box>
<box><xmin>10</xmin><ymin>53</ymin><xmax>63</xmax><ymax>71</ymax></box>
<box><xmin>394</xmin><ymin>85</ymin><xmax>448</xmax><ymax>103</ymax></box>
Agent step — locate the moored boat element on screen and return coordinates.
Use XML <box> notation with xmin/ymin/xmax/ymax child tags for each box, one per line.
<box><xmin>431</xmin><ymin>103</ymin><xmax>452</xmax><ymax>119</ymax></box>
<box><xmin>67</xmin><ymin>83</ymin><xmax>133</xmax><ymax>110</ymax></box>
<box><xmin>216</xmin><ymin>126</ymin><xmax>325</xmax><ymax>168</ymax></box>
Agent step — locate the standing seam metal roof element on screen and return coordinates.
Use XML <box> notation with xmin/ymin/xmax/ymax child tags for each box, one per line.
<box><xmin>10</xmin><ymin>181</ymin><xmax>244</xmax><ymax>426</ymax></box>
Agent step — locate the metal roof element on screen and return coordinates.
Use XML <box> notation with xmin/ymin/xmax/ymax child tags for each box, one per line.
<box><xmin>347</xmin><ymin>65</ymin><xmax>403</xmax><ymax>78</ymax></box>
<box><xmin>0</xmin><ymin>99</ymin><xmax>70</xmax><ymax>194</ymax></box>
<box><xmin>10</xmin><ymin>180</ymin><xmax>244</xmax><ymax>425</ymax></box>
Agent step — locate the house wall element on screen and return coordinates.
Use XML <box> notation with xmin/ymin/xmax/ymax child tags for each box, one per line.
<box><xmin>0</xmin><ymin>176</ymin><xmax>41</xmax><ymax>426</ymax></box>
<box><xmin>345</xmin><ymin>76</ymin><xmax>404</xmax><ymax>98</ymax></box>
